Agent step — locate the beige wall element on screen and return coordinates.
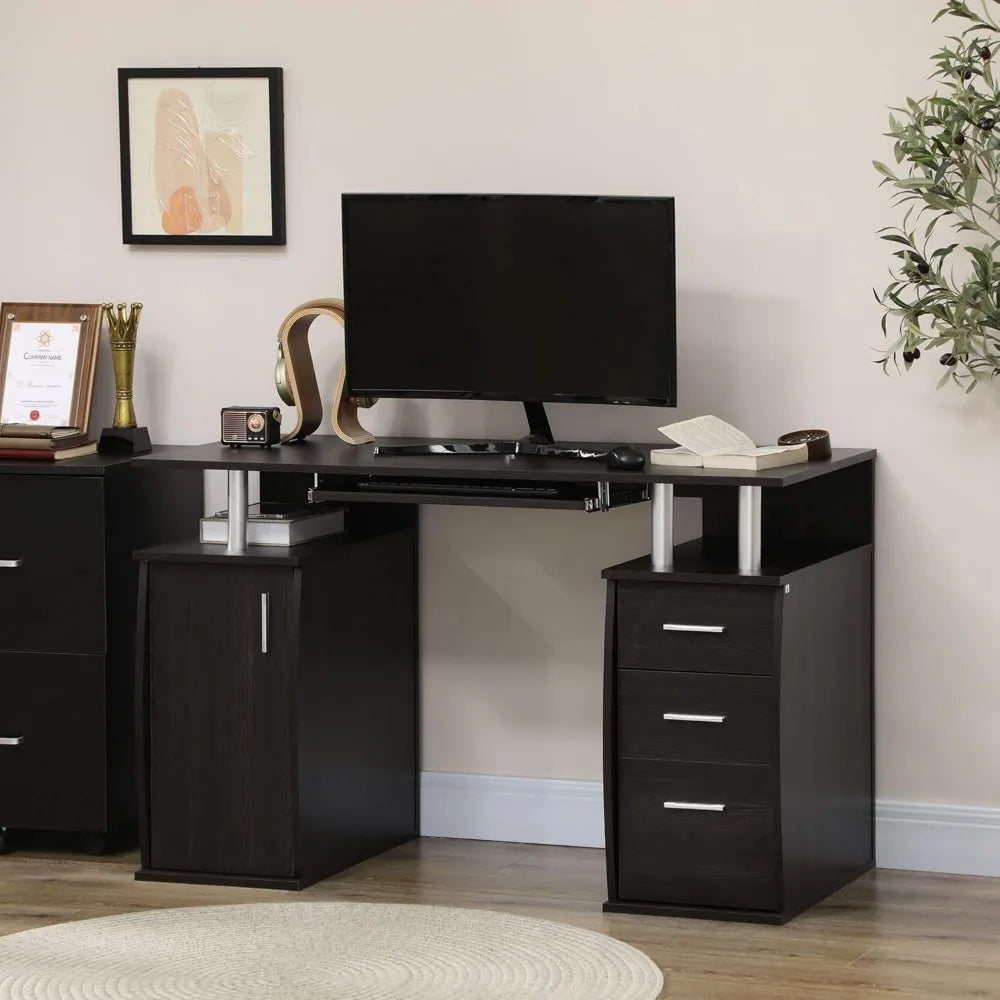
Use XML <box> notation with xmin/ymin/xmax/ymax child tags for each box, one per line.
<box><xmin>4</xmin><ymin>0</ymin><xmax>995</xmax><ymax>805</ymax></box>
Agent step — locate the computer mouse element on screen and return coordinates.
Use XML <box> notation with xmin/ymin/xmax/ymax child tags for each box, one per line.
<box><xmin>607</xmin><ymin>445</ymin><xmax>646</xmax><ymax>471</ymax></box>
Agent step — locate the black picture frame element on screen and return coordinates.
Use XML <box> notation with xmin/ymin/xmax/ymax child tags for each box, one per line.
<box><xmin>118</xmin><ymin>67</ymin><xmax>286</xmax><ymax>246</ymax></box>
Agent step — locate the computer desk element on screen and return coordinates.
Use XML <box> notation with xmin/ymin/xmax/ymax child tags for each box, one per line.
<box><xmin>134</xmin><ymin>438</ymin><xmax>876</xmax><ymax>922</ymax></box>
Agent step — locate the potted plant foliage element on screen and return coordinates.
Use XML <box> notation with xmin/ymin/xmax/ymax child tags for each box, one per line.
<box><xmin>876</xmin><ymin>0</ymin><xmax>1000</xmax><ymax>391</ymax></box>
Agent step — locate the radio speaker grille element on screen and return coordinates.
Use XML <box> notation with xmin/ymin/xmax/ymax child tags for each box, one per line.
<box><xmin>222</xmin><ymin>410</ymin><xmax>248</xmax><ymax>442</ymax></box>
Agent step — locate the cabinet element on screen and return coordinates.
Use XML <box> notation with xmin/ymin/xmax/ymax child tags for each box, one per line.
<box><xmin>135</xmin><ymin>522</ymin><xmax>418</xmax><ymax>890</ymax></box>
<box><xmin>0</xmin><ymin>458</ymin><xmax>201</xmax><ymax>850</ymax></box>
<box><xmin>602</xmin><ymin>546</ymin><xmax>874</xmax><ymax>924</ymax></box>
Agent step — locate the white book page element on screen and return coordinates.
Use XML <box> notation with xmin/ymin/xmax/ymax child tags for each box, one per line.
<box><xmin>657</xmin><ymin>415</ymin><xmax>757</xmax><ymax>456</ymax></box>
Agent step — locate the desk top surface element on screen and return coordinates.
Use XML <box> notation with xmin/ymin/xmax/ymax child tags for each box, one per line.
<box><xmin>138</xmin><ymin>438</ymin><xmax>876</xmax><ymax>488</ymax></box>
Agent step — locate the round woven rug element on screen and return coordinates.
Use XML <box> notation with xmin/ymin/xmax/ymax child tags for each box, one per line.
<box><xmin>0</xmin><ymin>902</ymin><xmax>663</xmax><ymax>999</ymax></box>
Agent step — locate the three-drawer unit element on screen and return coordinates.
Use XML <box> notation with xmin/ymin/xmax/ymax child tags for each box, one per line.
<box><xmin>602</xmin><ymin>546</ymin><xmax>874</xmax><ymax>924</ymax></box>
<box><xmin>0</xmin><ymin>458</ymin><xmax>200</xmax><ymax>853</ymax></box>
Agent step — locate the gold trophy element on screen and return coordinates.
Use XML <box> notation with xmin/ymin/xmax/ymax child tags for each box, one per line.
<box><xmin>97</xmin><ymin>302</ymin><xmax>151</xmax><ymax>454</ymax></box>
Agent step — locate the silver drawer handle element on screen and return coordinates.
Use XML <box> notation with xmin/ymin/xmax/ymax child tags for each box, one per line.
<box><xmin>663</xmin><ymin>712</ymin><xmax>726</xmax><ymax>724</ymax></box>
<box><xmin>663</xmin><ymin>801</ymin><xmax>725</xmax><ymax>812</ymax></box>
<box><xmin>0</xmin><ymin>559</ymin><xmax>23</xmax><ymax>568</ymax></box>
<box><xmin>662</xmin><ymin>624</ymin><xmax>726</xmax><ymax>634</ymax></box>
<box><xmin>261</xmin><ymin>593</ymin><xmax>269</xmax><ymax>654</ymax></box>
<box><xmin>0</xmin><ymin>736</ymin><xmax>24</xmax><ymax>746</ymax></box>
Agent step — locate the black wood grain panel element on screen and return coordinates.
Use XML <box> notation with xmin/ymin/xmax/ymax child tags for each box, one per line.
<box><xmin>105</xmin><ymin>464</ymin><xmax>202</xmax><ymax>836</ymax></box>
<box><xmin>139</xmin><ymin>440</ymin><xmax>876</xmax><ymax>488</ymax></box>
<box><xmin>617</xmin><ymin>757</ymin><xmax>779</xmax><ymax>911</ymax></box>
<box><xmin>617</xmin><ymin>582</ymin><xmax>779</xmax><ymax>674</ymax></box>
<box><xmin>0</xmin><ymin>476</ymin><xmax>105</xmax><ymax>653</ymax></box>
<box><xmin>603</xmin><ymin>581</ymin><xmax>619</xmax><ymax>900</ymax></box>
<box><xmin>0</xmin><ymin>652</ymin><xmax>106</xmax><ymax>830</ymax></box>
<box><xmin>295</xmin><ymin>526</ymin><xmax>419</xmax><ymax>883</ymax></box>
<box><xmin>779</xmin><ymin>546</ymin><xmax>874</xmax><ymax>917</ymax></box>
<box><xmin>147</xmin><ymin>563</ymin><xmax>296</xmax><ymax>877</ymax></box>
<box><xmin>618</xmin><ymin>669</ymin><xmax>776</xmax><ymax>766</ymax></box>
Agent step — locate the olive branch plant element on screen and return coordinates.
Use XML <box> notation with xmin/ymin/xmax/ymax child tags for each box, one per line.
<box><xmin>876</xmin><ymin>0</ymin><xmax>1000</xmax><ymax>392</ymax></box>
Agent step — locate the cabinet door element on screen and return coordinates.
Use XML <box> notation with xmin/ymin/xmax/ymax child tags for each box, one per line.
<box><xmin>0</xmin><ymin>476</ymin><xmax>106</xmax><ymax>653</ymax></box>
<box><xmin>146</xmin><ymin>562</ymin><xmax>297</xmax><ymax>878</ymax></box>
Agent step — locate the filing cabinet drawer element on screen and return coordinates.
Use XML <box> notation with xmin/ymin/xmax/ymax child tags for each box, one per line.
<box><xmin>0</xmin><ymin>652</ymin><xmax>107</xmax><ymax>830</ymax></box>
<box><xmin>617</xmin><ymin>757</ymin><xmax>779</xmax><ymax>911</ymax></box>
<box><xmin>0</xmin><ymin>476</ymin><xmax>106</xmax><ymax>653</ymax></box>
<box><xmin>618</xmin><ymin>669</ymin><xmax>776</xmax><ymax>766</ymax></box>
<box><xmin>617</xmin><ymin>581</ymin><xmax>778</xmax><ymax>675</ymax></box>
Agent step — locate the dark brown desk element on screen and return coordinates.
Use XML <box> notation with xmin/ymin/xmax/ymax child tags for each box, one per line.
<box><xmin>134</xmin><ymin>437</ymin><xmax>875</xmax><ymax>921</ymax></box>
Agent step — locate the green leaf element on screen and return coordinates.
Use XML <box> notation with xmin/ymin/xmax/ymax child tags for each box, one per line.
<box><xmin>873</xmin><ymin>160</ymin><xmax>898</xmax><ymax>180</ymax></box>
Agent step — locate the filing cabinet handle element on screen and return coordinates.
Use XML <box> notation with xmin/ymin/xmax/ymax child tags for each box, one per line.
<box><xmin>0</xmin><ymin>736</ymin><xmax>24</xmax><ymax>746</ymax></box>
<box><xmin>662</xmin><ymin>623</ymin><xmax>727</xmax><ymax>634</ymax></box>
<box><xmin>0</xmin><ymin>559</ymin><xmax>23</xmax><ymax>568</ymax></box>
<box><xmin>663</xmin><ymin>712</ymin><xmax>726</xmax><ymax>724</ymax></box>
<box><xmin>261</xmin><ymin>593</ymin><xmax>269</xmax><ymax>653</ymax></box>
<box><xmin>663</xmin><ymin>801</ymin><xmax>725</xmax><ymax>812</ymax></box>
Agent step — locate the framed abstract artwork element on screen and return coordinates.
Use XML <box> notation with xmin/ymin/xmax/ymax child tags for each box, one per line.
<box><xmin>118</xmin><ymin>67</ymin><xmax>285</xmax><ymax>245</ymax></box>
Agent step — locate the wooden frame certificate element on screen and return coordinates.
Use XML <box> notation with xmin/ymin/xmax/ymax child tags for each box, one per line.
<box><xmin>0</xmin><ymin>303</ymin><xmax>101</xmax><ymax>434</ymax></box>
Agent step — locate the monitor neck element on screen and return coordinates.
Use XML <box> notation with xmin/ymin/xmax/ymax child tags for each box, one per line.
<box><xmin>522</xmin><ymin>401</ymin><xmax>554</xmax><ymax>445</ymax></box>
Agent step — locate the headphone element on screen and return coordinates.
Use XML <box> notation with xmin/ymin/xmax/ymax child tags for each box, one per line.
<box><xmin>273</xmin><ymin>297</ymin><xmax>376</xmax><ymax>444</ymax></box>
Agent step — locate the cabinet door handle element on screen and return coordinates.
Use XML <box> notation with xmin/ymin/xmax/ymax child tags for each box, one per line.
<box><xmin>0</xmin><ymin>559</ymin><xmax>23</xmax><ymax>568</ymax></box>
<box><xmin>0</xmin><ymin>736</ymin><xmax>24</xmax><ymax>746</ymax></box>
<box><xmin>663</xmin><ymin>712</ymin><xmax>726</xmax><ymax>724</ymax></box>
<box><xmin>261</xmin><ymin>592</ymin><xmax>269</xmax><ymax>653</ymax></box>
<box><xmin>662</xmin><ymin>623</ymin><xmax>726</xmax><ymax>634</ymax></box>
<box><xmin>663</xmin><ymin>801</ymin><xmax>725</xmax><ymax>812</ymax></box>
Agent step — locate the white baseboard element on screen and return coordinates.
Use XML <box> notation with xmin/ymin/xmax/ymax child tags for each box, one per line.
<box><xmin>875</xmin><ymin>800</ymin><xmax>1000</xmax><ymax>877</ymax></box>
<box><xmin>420</xmin><ymin>772</ymin><xmax>1000</xmax><ymax>877</ymax></box>
<box><xmin>420</xmin><ymin>772</ymin><xmax>605</xmax><ymax>848</ymax></box>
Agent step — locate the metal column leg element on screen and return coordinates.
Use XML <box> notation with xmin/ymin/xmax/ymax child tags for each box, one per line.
<box><xmin>226</xmin><ymin>469</ymin><xmax>249</xmax><ymax>555</ymax></box>
<box><xmin>738</xmin><ymin>485</ymin><xmax>762</xmax><ymax>575</ymax></box>
<box><xmin>651</xmin><ymin>483</ymin><xmax>675</xmax><ymax>572</ymax></box>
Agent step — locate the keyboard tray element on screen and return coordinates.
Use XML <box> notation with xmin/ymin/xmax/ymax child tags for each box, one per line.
<box><xmin>310</xmin><ymin>475</ymin><xmax>649</xmax><ymax>512</ymax></box>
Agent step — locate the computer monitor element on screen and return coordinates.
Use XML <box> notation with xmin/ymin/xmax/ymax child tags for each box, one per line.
<box><xmin>341</xmin><ymin>193</ymin><xmax>676</xmax><ymax>455</ymax></box>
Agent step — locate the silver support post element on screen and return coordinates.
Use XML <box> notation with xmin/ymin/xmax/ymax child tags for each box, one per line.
<box><xmin>651</xmin><ymin>483</ymin><xmax>675</xmax><ymax>572</ymax></box>
<box><xmin>738</xmin><ymin>485</ymin><xmax>762</xmax><ymax>575</ymax></box>
<box><xmin>226</xmin><ymin>469</ymin><xmax>249</xmax><ymax>555</ymax></box>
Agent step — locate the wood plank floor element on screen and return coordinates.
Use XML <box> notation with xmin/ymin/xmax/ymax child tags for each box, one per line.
<box><xmin>1</xmin><ymin>839</ymin><xmax>999</xmax><ymax>998</ymax></box>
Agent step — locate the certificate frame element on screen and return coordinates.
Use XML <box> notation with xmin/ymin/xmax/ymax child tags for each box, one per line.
<box><xmin>0</xmin><ymin>303</ymin><xmax>102</xmax><ymax>435</ymax></box>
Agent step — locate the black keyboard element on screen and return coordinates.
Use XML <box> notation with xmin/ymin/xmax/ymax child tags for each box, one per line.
<box><xmin>356</xmin><ymin>479</ymin><xmax>561</xmax><ymax>498</ymax></box>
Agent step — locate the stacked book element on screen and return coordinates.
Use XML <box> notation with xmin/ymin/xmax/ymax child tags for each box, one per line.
<box><xmin>0</xmin><ymin>424</ymin><xmax>97</xmax><ymax>461</ymax></box>
<box><xmin>200</xmin><ymin>502</ymin><xmax>346</xmax><ymax>546</ymax></box>
<box><xmin>651</xmin><ymin>415</ymin><xmax>809</xmax><ymax>470</ymax></box>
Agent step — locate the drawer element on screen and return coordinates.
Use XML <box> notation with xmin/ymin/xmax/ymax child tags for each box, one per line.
<box><xmin>0</xmin><ymin>476</ymin><xmax>106</xmax><ymax>653</ymax></box>
<box><xmin>0</xmin><ymin>652</ymin><xmax>107</xmax><ymax>831</ymax></box>
<box><xmin>616</xmin><ymin>581</ymin><xmax>778</xmax><ymax>675</ymax></box>
<box><xmin>616</xmin><ymin>757</ymin><xmax>779</xmax><ymax>911</ymax></box>
<box><xmin>618</xmin><ymin>669</ymin><xmax>776</xmax><ymax>766</ymax></box>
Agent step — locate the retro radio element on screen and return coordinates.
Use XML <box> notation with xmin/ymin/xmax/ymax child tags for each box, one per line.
<box><xmin>221</xmin><ymin>406</ymin><xmax>282</xmax><ymax>447</ymax></box>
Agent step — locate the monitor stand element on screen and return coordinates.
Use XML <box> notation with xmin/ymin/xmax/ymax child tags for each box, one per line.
<box><xmin>372</xmin><ymin>402</ymin><xmax>609</xmax><ymax>461</ymax></box>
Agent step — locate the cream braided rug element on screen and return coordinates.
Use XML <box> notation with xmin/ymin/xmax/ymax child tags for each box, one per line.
<box><xmin>0</xmin><ymin>902</ymin><xmax>664</xmax><ymax>999</ymax></box>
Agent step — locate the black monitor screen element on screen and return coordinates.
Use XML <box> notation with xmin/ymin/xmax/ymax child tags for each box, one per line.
<box><xmin>342</xmin><ymin>194</ymin><xmax>676</xmax><ymax>405</ymax></box>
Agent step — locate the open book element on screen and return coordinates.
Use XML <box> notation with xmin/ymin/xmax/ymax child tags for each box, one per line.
<box><xmin>651</xmin><ymin>415</ymin><xmax>809</xmax><ymax>470</ymax></box>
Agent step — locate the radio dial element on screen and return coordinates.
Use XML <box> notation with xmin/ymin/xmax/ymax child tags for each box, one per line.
<box><xmin>247</xmin><ymin>412</ymin><xmax>266</xmax><ymax>433</ymax></box>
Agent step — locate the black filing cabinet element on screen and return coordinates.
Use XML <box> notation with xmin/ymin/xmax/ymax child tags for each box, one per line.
<box><xmin>603</xmin><ymin>546</ymin><xmax>874</xmax><ymax>924</ymax></box>
<box><xmin>0</xmin><ymin>458</ymin><xmax>200</xmax><ymax>851</ymax></box>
